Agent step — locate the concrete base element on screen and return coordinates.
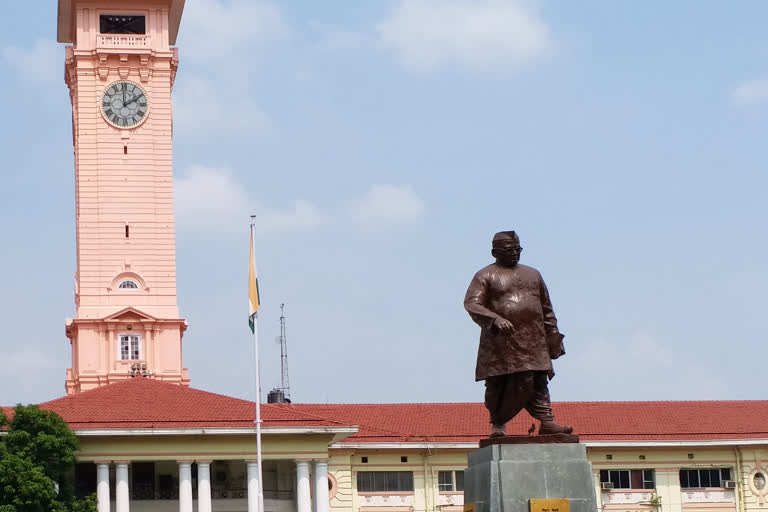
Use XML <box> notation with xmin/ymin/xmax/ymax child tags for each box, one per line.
<box><xmin>465</xmin><ymin>443</ymin><xmax>597</xmax><ymax>512</ymax></box>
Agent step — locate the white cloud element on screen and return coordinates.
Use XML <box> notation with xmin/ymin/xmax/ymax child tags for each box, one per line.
<box><xmin>174</xmin><ymin>165</ymin><xmax>328</xmax><ymax>235</ymax></box>
<box><xmin>178</xmin><ymin>0</ymin><xmax>288</xmax><ymax>58</ymax></box>
<box><xmin>350</xmin><ymin>185</ymin><xmax>425</xmax><ymax>227</ymax></box>
<box><xmin>0</xmin><ymin>349</ymin><xmax>54</xmax><ymax>376</ymax></box>
<box><xmin>2</xmin><ymin>39</ymin><xmax>60</xmax><ymax>84</ymax></box>
<box><xmin>173</xmin><ymin>77</ymin><xmax>271</xmax><ymax>136</ymax></box>
<box><xmin>376</xmin><ymin>0</ymin><xmax>551</xmax><ymax>72</ymax></box>
<box><xmin>561</xmin><ymin>330</ymin><xmax>730</xmax><ymax>400</ymax></box>
<box><xmin>256</xmin><ymin>200</ymin><xmax>329</xmax><ymax>235</ymax></box>
<box><xmin>731</xmin><ymin>79</ymin><xmax>768</xmax><ymax>107</ymax></box>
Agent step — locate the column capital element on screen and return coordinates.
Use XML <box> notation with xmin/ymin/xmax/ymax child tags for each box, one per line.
<box><xmin>196</xmin><ymin>460</ymin><xmax>213</xmax><ymax>464</ymax></box>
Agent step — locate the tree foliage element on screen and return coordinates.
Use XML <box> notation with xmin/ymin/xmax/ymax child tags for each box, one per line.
<box><xmin>0</xmin><ymin>405</ymin><xmax>96</xmax><ymax>512</ymax></box>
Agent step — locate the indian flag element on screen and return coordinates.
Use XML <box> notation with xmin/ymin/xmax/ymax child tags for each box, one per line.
<box><xmin>248</xmin><ymin>230</ymin><xmax>261</xmax><ymax>333</ymax></box>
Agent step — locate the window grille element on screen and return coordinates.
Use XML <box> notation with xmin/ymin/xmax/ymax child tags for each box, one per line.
<box><xmin>356</xmin><ymin>472</ymin><xmax>414</xmax><ymax>492</ymax></box>
<box><xmin>600</xmin><ymin>469</ymin><xmax>655</xmax><ymax>489</ymax></box>
<box><xmin>680</xmin><ymin>468</ymin><xmax>732</xmax><ymax>488</ymax></box>
<box><xmin>438</xmin><ymin>471</ymin><xmax>464</xmax><ymax>492</ymax></box>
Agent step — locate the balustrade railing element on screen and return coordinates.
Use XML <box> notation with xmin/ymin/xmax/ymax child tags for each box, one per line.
<box><xmin>96</xmin><ymin>34</ymin><xmax>150</xmax><ymax>48</ymax></box>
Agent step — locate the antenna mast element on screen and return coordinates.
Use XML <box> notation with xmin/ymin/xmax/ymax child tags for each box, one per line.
<box><xmin>279</xmin><ymin>303</ymin><xmax>291</xmax><ymax>401</ymax></box>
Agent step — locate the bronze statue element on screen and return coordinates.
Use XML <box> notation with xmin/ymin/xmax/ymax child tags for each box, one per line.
<box><xmin>464</xmin><ymin>231</ymin><xmax>573</xmax><ymax>439</ymax></box>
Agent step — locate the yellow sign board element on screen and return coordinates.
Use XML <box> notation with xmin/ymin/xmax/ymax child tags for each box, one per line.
<box><xmin>464</xmin><ymin>504</ymin><xmax>476</xmax><ymax>512</ymax></box>
<box><xmin>530</xmin><ymin>499</ymin><xmax>570</xmax><ymax>512</ymax></box>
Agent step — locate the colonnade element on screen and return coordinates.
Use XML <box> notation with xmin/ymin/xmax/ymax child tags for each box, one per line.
<box><xmin>94</xmin><ymin>459</ymin><xmax>329</xmax><ymax>512</ymax></box>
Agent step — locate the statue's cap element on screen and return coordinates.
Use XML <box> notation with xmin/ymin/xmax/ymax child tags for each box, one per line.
<box><xmin>492</xmin><ymin>231</ymin><xmax>520</xmax><ymax>245</ymax></box>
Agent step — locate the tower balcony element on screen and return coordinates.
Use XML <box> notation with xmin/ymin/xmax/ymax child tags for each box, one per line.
<box><xmin>96</xmin><ymin>34</ymin><xmax>150</xmax><ymax>49</ymax></box>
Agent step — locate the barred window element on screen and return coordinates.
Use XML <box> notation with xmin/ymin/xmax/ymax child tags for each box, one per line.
<box><xmin>438</xmin><ymin>471</ymin><xmax>464</xmax><ymax>492</ymax></box>
<box><xmin>600</xmin><ymin>469</ymin><xmax>655</xmax><ymax>489</ymax></box>
<box><xmin>118</xmin><ymin>279</ymin><xmax>139</xmax><ymax>289</ymax></box>
<box><xmin>357</xmin><ymin>472</ymin><xmax>413</xmax><ymax>493</ymax></box>
<box><xmin>680</xmin><ymin>468</ymin><xmax>731</xmax><ymax>488</ymax></box>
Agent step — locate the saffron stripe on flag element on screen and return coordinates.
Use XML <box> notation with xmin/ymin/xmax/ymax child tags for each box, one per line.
<box><xmin>248</xmin><ymin>229</ymin><xmax>260</xmax><ymax>333</ymax></box>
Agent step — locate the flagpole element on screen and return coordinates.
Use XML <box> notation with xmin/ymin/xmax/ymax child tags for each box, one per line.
<box><xmin>250</xmin><ymin>216</ymin><xmax>265</xmax><ymax>512</ymax></box>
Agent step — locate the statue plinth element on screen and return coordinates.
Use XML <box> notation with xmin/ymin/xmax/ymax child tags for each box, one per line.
<box><xmin>465</xmin><ymin>443</ymin><xmax>597</xmax><ymax>512</ymax></box>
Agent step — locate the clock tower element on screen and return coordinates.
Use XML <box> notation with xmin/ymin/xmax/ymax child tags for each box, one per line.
<box><xmin>57</xmin><ymin>0</ymin><xmax>189</xmax><ymax>394</ymax></box>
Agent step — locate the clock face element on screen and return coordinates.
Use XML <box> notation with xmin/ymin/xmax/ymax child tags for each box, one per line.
<box><xmin>101</xmin><ymin>81</ymin><xmax>148</xmax><ymax>129</ymax></box>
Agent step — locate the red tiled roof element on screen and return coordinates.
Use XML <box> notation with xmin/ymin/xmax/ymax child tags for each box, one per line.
<box><xmin>38</xmin><ymin>378</ymin><xmax>348</xmax><ymax>430</ymax></box>
<box><xmin>7</xmin><ymin>379</ymin><xmax>767</xmax><ymax>444</ymax></box>
<box><xmin>286</xmin><ymin>401</ymin><xmax>768</xmax><ymax>444</ymax></box>
<box><xmin>0</xmin><ymin>406</ymin><xmax>13</xmax><ymax>421</ymax></box>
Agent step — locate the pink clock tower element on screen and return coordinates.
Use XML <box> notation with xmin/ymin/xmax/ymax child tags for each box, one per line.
<box><xmin>57</xmin><ymin>0</ymin><xmax>189</xmax><ymax>394</ymax></box>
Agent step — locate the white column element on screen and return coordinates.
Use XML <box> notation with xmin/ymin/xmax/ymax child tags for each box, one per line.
<box><xmin>313</xmin><ymin>460</ymin><xmax>330</xmax><ymax>512</ymax></box>
<box><xmin>247</xmin><ymin>461</ymin><xmax>260</xmax><ymax>512</ymax></box>
<box><xmin>115</xmin><ymin>463</ymin><xmax>129</xmax><ymax>512</ymax></box>
<box><xmin>96</xmin><ymin>463</ymin><xmax>110</xmax><ymax>512</ymax></box>
<box><xmin>296</xmin><ymin>461</ymin><xmax>312</xmax><ymax>512</ymax></box>
<box><xmin>197</xmin><ymin>462</ymin><xmax>212</xmax><ymax>512</ymax></box>
<box><xmin>178</xmin><ymin>462</ymin><xmax>193</xmax><ymax>512</ymax></box>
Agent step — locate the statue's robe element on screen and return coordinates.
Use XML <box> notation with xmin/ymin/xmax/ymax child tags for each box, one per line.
<box><xmin>464</xmin><ymin>263</ymin><xmax>565</xmax><ymax>425</ymax></box>
<box><xmin>464</xmin><ymin>263</ymin><xmax>564</xmax><ymax>381</ymax></box>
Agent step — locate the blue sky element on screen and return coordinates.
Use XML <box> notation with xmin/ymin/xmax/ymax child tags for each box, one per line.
<box><xmin>1</xmin><ymin>0</ymin><xmax>767</xmax><ymax>406</ymax></box>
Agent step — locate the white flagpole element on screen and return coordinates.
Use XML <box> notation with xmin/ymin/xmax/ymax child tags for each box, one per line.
<box><xmin>250</xmin><ymin>217</ymin><xmax>265</xmax><ymax>512</ymax></box>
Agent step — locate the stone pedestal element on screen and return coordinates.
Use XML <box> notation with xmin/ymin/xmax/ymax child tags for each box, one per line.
<box><xmin>465</xmin><ymin>443</ymin><xmax>597</xmax><ymax>512</ymax></box>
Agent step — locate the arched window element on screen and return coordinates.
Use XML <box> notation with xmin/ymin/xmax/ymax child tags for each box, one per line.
<box><xmin>118</xmin><ymin>279</ymin><xmax>139</xmax><ymax>289</ymax></box>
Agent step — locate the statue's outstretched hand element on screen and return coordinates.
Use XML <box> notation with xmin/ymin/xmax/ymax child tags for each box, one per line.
<box><xmin>493</xmin><ymin>317</ymin><xmax>515</xmax><ymax>335</ymax></box>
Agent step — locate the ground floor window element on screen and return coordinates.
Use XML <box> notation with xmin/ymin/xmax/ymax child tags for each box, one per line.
<box><xmin>438</xmin><ymin>470</ymin><xmax>465</xmax><ymax>492</ymax></box>
<box><xmin>357</xmin><ymin>471</ymin><xmax>414</xmax><ymax>492</ymax></box>
<box><xmin>600</xmin><ymin>469</ymin><xmax>655</xmax><ymax>489</ymax></box>
<box><xmin>680</xmin><ymin>468</ymin><xmax>732</xmax><ymax>488</ymax></box>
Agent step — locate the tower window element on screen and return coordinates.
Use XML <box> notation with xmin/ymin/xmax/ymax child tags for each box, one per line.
<box><xmin>100</xmin><ymin>15</ymin><xmax>146</xmax><ymax>35</ymax></box>
<box><xmin>119</xmin><ymin>334</ymin><xmax>141</xmax><ymax>360</ymax></box>
<box><xmin>125</xmin><ymin>225</ymin><xmax>130</xmax><ymax>238</ymax></box>
<box><xmin>118</xmin><ymin>279</ymin><xmax>139</xmax><ymax>289</ymax></box>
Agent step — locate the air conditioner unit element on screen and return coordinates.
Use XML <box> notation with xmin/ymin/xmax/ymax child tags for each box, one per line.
<box><xmin>601</xmin><ymin>483</ymin><xmax>615</xmax><ymax>490</ymax></box>
<box><xmin>722</xmin><ymin>481</ymin><xmax>737</xmax><ymax>489</ymax></box>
